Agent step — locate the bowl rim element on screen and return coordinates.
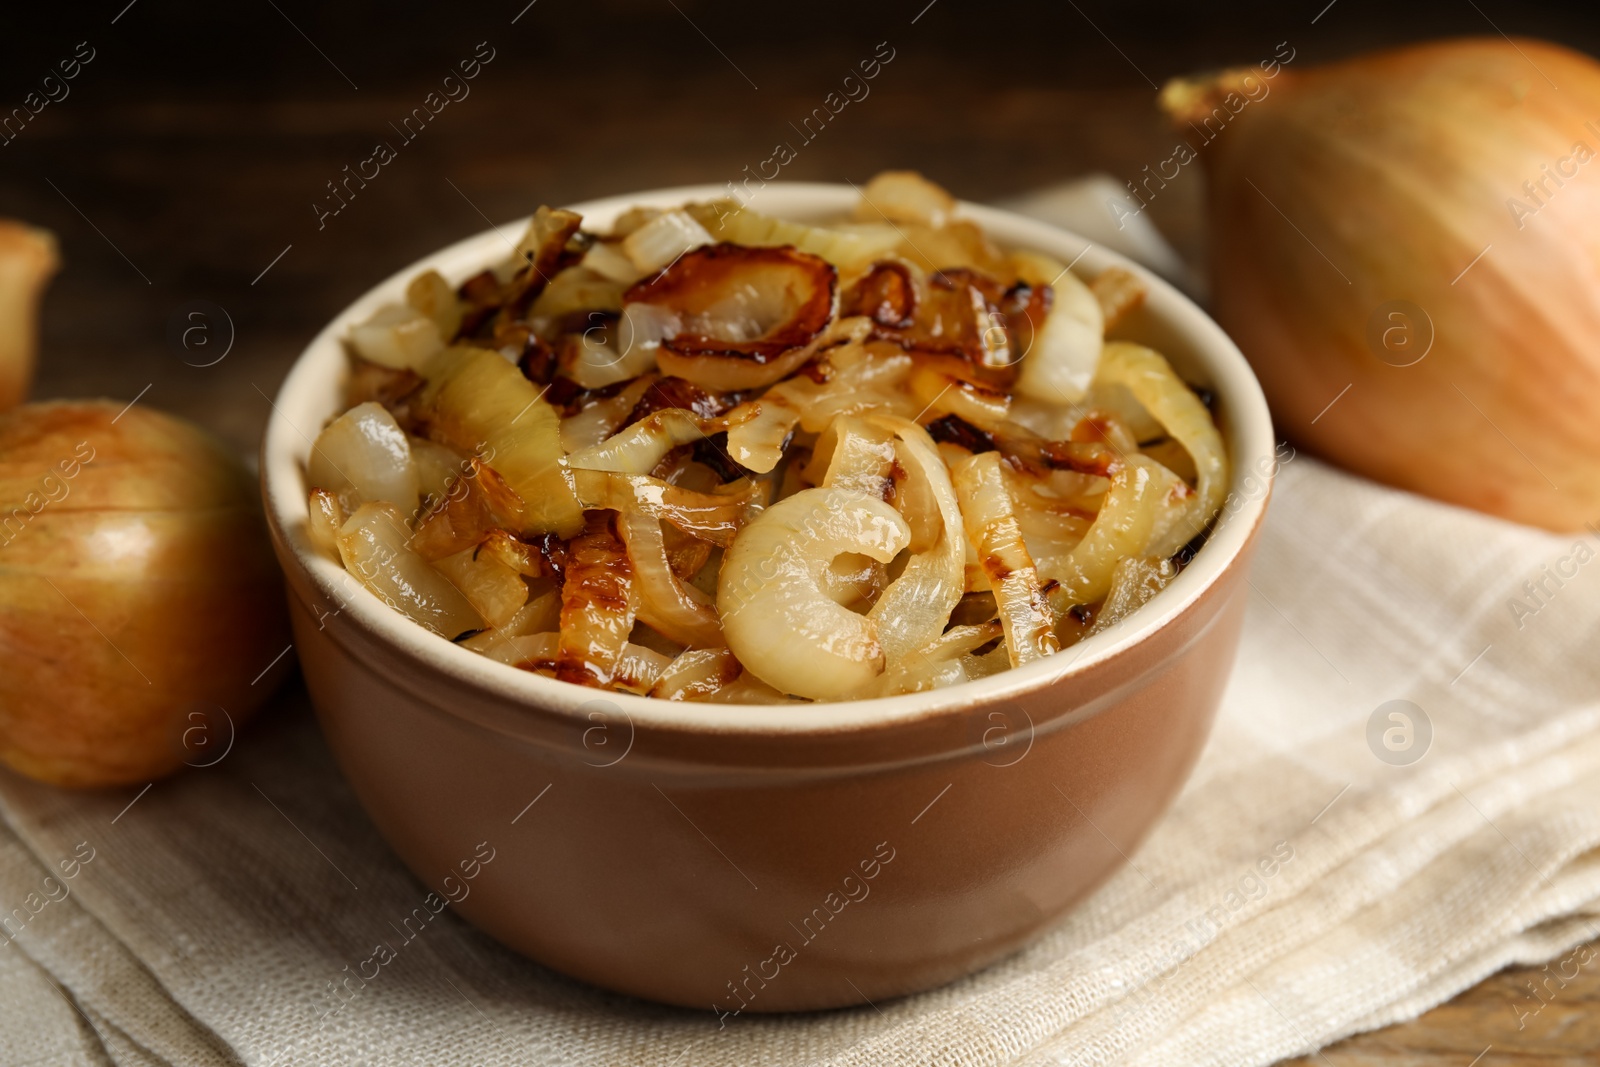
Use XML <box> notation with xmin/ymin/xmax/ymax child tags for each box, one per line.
<box><xmin>261</xmin><ymin>181</ymin><xmax>1274</xmax><ymax>737</ymax></box>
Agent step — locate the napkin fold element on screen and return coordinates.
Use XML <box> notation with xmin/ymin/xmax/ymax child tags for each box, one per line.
<box><xmin>2</xmin><ymin>181</ymin><xmax>1598</xmax><ymax>1066</ymax></box>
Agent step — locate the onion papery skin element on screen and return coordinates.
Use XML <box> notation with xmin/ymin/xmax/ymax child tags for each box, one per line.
<box><xmin>1186</xmin><ymin>37</ymin><xmax>1600</xmax><ymax>530</ymax></box>
<box><xmin>0</xmin><ymin>401</ymin><xmax>289</xmax><ymax>787</ymax></box>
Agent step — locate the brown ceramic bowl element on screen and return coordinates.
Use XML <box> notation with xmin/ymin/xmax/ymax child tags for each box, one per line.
<box><xmin>261</xmin><ymin>184</ymin><xmax>1275</xmax><ymax>1014</ymax></box>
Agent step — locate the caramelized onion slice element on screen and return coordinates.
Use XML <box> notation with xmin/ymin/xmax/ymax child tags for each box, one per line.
<box><xmin>409</xmin><ymin>458</ymin><xmax>525</xmax><ymax>562</ymax></box>
<box><xmin>337</xmin><ymin>502</ymin><xmax>482</xmax><ymax>639</ymax></box>
<box><xmin>616</xmin><ymin>508</ymin><xmax>723</xmax><ymax>648</ymax></box>
<box><xmin>1095</xmin><ymin>342</ymin><xmax>1227</xmax><ymax>539</ymax></box>
<box><xmin>952</xmin><ymin>450</ymin><xmax>1060</xmax><ymax>667</ymax></box>
<box><xmin>556</xmin><ymin>512</ymin><xmax>640</xmax><ymax>687</ymax></box>
<box><xmin>571</xmin><ymin>468</ymin><xmax>758</xmax><ymax>547</ymax></box>
<box><xmin>648</xmin><ymin>647</ymin><xmax>742</xmax><ymax>701</ymax></box>
<box><xmin>626</xmin><ymin>243</ymin><xmax>838</xmax><ymax>391</ymax></box>
<box><xmin>1035</xmin><ymin>455</ymin><xmax>1166</xmax><ymax>607</ymax></box>
<box><xmin>476</xmin><ymin>632</ymin><xmax>669</xmax><ymax>693</ymax></box>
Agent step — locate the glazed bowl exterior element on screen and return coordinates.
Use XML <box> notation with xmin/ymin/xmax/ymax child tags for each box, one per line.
<box><xmin>261</xmin><ymin>183</ymin><xmax>1274</xmax><ymax>1013</ymax></box>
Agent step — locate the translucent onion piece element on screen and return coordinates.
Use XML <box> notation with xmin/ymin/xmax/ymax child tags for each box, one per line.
<box><xmin>889</xmin><ymin>220</ymin><xmax>1010</xmax><ymax>277</ymax></box>
<box><xmin>468</xmin><ymin>631</ymin><xmax>559</xmax><ymax>669</ymax></box>
<box><xmin>702</xmin><ymin>671</ymin><xmax>804</xmax><ymax>705</ymax></box>
<box><xmin>611</xmin><ymin>643</ymin><xmax>673</xmax><ymax>694</ymax></box>
<box><xmin>1013</xmin><ymin>250</ymin><xmax>1104</xmax><ymax>406</ymax></box>
<box><xmin>409</xmin><ymin>459</ymin><xmax>525</xmax><ymax>562</ymax></box>
<box><xmin>558</xmin><ymin>324</ymin><xmax>659</xmax><ymax>391</ymax></box>
<box><xmin>460</xmin><ymin>590</ymin><xmax>560</xmax><ymax>658</ymax></box>
<box><xmin>308</xmin><ymin>401</ymin><xmax>420</xmax><ymax>517</ymax></box>
<box><xmin>476</xmin><ymin>529</ymin><xmax>547</xmax><ymax>578</ymax></box>
<box><xmin>337</xmin><ymin>502</ymin><xmax>482</xmax><ymax>639</ymax></box>
<box><xmin>582</xmin><ymin>240</ymin><xmax>644</xmax><ymax>285</ymax></box>
<box><xmin>565</xmin><ymin>409</ymin><xmax>711</xmax><ymax>474</ymax></box>
<box><xmin>307</xmin><ymin>488</ymin><xmax>344</xmax><ymax>558</ymax></box>
<box><xmin>419</xmin><ymin>346</ymin><xmax>580</xmax><ymax>536</ymax></box>
<box><xmin>686</xmin><ymin>200</ymin><xmax>903</xmax><ymax>268</ymax></box>
<box><xmin>527</xmin><ymin>266</ymin><xmax>626</xmax><ymax>324</ymax></box>
<box><xmin>502</xmin><ymin>206</ymin><xmax>583</xmax><ymax>313</ymax></box>
<box><xmin>871</xmin><ymin>621</ymin><xmax>1002</xmax><ymax>697</ymax></box>
<box><xmin>616</xmin><ymin>508</ymin><xmax>722</xmax><ymax>648</ymax></box>
<box><xmin>433</xmin><ymin>544</ymin><xmax>529</xmax><ymax>629</ymax></box>
<box><xmin>1035</xmin><ymin>455</ymin><xmax>1165</xmax><ymax>607</ymax></box>
<box><xmin>409</xmin><ymin>436</ymin><xmax>469</xmax><ymax>509</ymax></box>
<box><xmin>349</xmin><ymin>304</ymin><xmax>445</xmax><ymax>372</ymax></box>
<box><xmin>854</xmin><ymin>170</ymin><xmax>958</xmax><ymax>228</ymax></box>
<box><xmin>556</xmin><ymin>513</ymin><xmax>640</xmax><ymax>687</ymax></box>
<box><xmin>908</xmin><ymin>364</ymin><xmax>1011</xmax><ymax>430</ymax></box>
<box><xmin>1135</xmin><ymin>457</ymin><xmax>1201</xmax><ymax>561</ymax></box>
<box><xmin>571</xmin><ymin>469</ymin><xmax>757</xmax><ymax>547</ymax></box>
<box><xmin>406</xmin><ymin>269</ymin><xmax>464</xmax><ymax>340</ymax></box>
<box><xmin>1095</xmin><ymin>341</ymin><xmax>1227</xmax><ymax>544</ymax></box>
<box><xmin>1088</xmin><ymin>267</ymin><xmax>1145</xmax><ymax>332</ymax></box>
<box><xmin>820</xmin><ymin>415</ymin><xmax>896</xmax><ymax>498</ymax></box>
<box><xmin>1087</xmin><ymin>556</ymin><xmax>1177</xmax><ymax>637</ymax></box>
<box><xmin>718</xmin><ymin>486</ymin><xmax>911</xmax><ymax>700</ymax></box>
<box><xmin>558</xmin><ymin>375</ymin><xmax>658</xmax><ymax>453</ymax></box>
<box><xmin>960</xmin><ymin>643</ymin><xmax>1011</xmax><ymax>681</ymax></box>
<box><xmin>622</xmin><ymin>209</ymin><xmax>713</xmax><ymax>273</ymax></box>
<box><xmin>648</xmin><ymin>647</ymin><xmax>742</xmax><ymax>701</ymax></box>
<box><xmin>725</xmin><ymin>393</ymin><xmax>802</xmax><ymax>474</ymax></box>
<box><xmin>771</xmin><ymin>340</ymin><xmax>916</xmax><ymax>434</ymax></box>
<box><xmin>622</xmin><ymin>301</ymin><xmax>684</xmax><ymax>352</ymax></box>
<box><xmin>470</xmin><ymin>631</ymin><xmax>668</xmax><ymax>693</ymax></box>
<box><xmin>863</xmin><ymin>414</ymin><xmax>967</xmax><ymax>664</ymax></box>
<box><xmin>951</xmin><ymin>451</ymin><xmax>1059</xmax><ymax>666</ymax></box>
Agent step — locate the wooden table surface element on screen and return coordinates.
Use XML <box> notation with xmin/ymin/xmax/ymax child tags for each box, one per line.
<box><xmin>4</xmin><ymin>1</ymin><xmax>1598</xmax><ymax>1061</ymax></box>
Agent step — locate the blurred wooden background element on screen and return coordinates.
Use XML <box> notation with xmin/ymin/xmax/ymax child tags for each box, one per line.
<box><xmin>3</xmin><ymin>1</ymin><xmax>1598</xmax><ymax>1061</ymax></box>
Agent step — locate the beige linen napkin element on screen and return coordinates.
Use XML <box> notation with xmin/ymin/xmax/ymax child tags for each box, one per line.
<box><xmin>2</xmin><ymin>185</ymin><xmax>1599</xmax><ymax>1066</ymax></box>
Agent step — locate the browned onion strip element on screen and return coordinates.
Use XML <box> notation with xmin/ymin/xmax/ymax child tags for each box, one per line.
<box><xmin>570</xmin><ymin>468</ymin><xmax>757</xmax><ymax>547</ymax></box>
<box><xmin>657</xmin><ymin>342</ymin><xmax>818</xmax><ymax>394</ymax></box>
<box><xmin>616</xmin><ymin>508</ymin><xmax>723</xmax><ymax>648</ymax></box>
<box><xmin>648</xmin><ymin>647</ymin><xmax>742</xmax><ymax>701</ymax></box>
<box><xmin>409</xmin><ymin>459</ymin><xmax>526</xmax><ymax>562</ymax></box>
<box><xmin>626</xmin><ymin>244</ymin><xmax>838</xmax><ymax>393</ymax></box>
<box><xmin>951</xmin><ymin>450</ymin><xmax>1060</xmax><ymax>667</ymax></box>
<box><xmin>1034</xmin><ymin>455</ymin><xmax>1164</xmax><ymax>608</ymax></box>
<box><xmin>907</xmin><ymin>364</ymin><xmax>1011</xmax><ymax>429</ymax></box>
<box><xmin>497</xmin><ymin>206</ymin><xmax>584</xmax><ymax>323</ymax></box>
<box><xmin>555</xmin><ymin>513</ymin><xmax>640</xmax><ymax>687</ymax></box>
<box><xmin>477</xmin><ymin>632</ymin><xmax>669</xmax><ymax>693</ymax></box>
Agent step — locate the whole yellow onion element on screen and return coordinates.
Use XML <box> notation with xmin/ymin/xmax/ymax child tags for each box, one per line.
<box><xmin>1166</xmin><ymin>37</ymin><xmax>1600</xmax><ymax>530</ymax></box>
<box><xmin>0</xmin><ymin>222</ymin><xmax>59</xmax><ymax>414</ymax></box>
<box><xmin>0</xmin><ymin>401</ymin><xmax>288</xmax><ymax>787</ymax></box>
